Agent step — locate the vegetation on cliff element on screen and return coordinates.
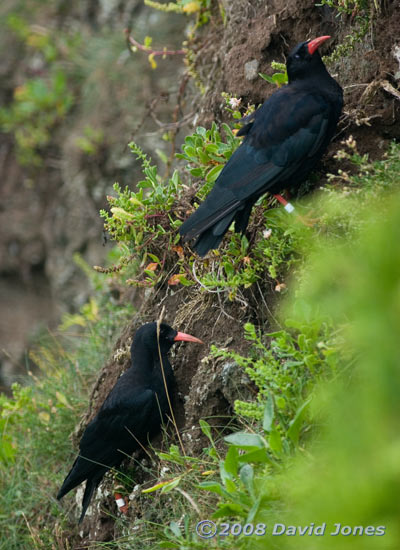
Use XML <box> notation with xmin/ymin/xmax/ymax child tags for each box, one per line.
<box><xmin>1</xmin><ymin>0</ymin><xmax>400</xmax><ymax>549</ymax></box>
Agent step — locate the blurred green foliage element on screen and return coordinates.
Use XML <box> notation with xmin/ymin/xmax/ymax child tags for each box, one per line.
<box><xmin>0</xmin><ymin>71</ymin><xmax>73</xmax><ymax>165</ymax></box>
<box><xmin>0</xmin><ymin>264</ymin><xmax>134</xmax><ymax>548</ymax></box>
<box><xmin>0</xmin><ymin>14</ymin><xmax>75</xmax><ymax>165</ymax></box>
<box><xmin>144</xmin><ymin>0</ymin><xmax>213</xmax><ymax>26</ymax></box>
<box><xmin>247</xmin><ymin>157</ymin><xmax>400</xmax><ymax>550</ymax></box>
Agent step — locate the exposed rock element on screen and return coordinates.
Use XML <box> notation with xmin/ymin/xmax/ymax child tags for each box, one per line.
<box><xmin>244</xmin><ymin>59</ymin><xmax>260</xmax><ymax>81</ymax></box>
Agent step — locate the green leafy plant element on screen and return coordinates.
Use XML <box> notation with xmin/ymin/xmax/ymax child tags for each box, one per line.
<box><xmin>198</xmin><ymin>430</ymin><xmax>271</xmax><ymax>523</ymax></box>
<box><xmin>316</xmin><ymin>0</ymin><xmax>378</xmax><ymax>63</ymax></box>
<box><xmin>259</xmin><ymin>61</ymin><xmax>288</xmax><ymax>87</ymax></box>
<box><xmin>0</xmin><ymin>295</ymin><xmax>133</xmax><ymax>548</ymax></box>
<box><xmin>144</xmin><ymin>0</ymin><xmax>213</xmax><ymax>26</ymax></box>
<box><xmin>176</xmin><ymin>121</ymin><xmax>241</xmax><ymax>196</ymax></box>
<box><xmin>100</xmin><ymin>142</ymin><xmax>189</xmax><ymax>286</ymax></box>
<box><xmin>100</xmin><ymin>113</ymin><xmax>305</xmax><ymax>296</ymax></box>
<box><xmin>212</xmin><ymin>319</ymin><xmax>343</xmax><ymax>451</ymax></box>
<box><xmin>0</xmin><ymin>71</ymin><xmax>73</xmax><ymax>165</ymax></box>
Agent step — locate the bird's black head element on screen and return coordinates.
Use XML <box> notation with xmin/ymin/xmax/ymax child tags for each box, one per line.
<box><xmin>286</xmin><ymin>36</ymin><xmax>331</xmax><ymax>83</ymax></box>
<box><xmin>132</xmin><ymin>322</ymin><xmax>203</xmax><ymax>357</ymax></box>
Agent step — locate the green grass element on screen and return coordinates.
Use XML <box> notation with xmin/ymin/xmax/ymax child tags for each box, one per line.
<box><xmin>0</xmin><ymin>295</ymin><xmax>133</xmax><ymax>549</ymax></box>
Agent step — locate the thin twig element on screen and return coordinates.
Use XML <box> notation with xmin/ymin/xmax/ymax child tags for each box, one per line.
<box><xmin>175</xmin><ymin>487</ymin><xmax>201</xmax><ymax>514</ymax></box>
<box><xmin>123</xmin><ymin>426</ymin><xmax>154</xmax><ymax>461</ymax></box>
<box><xmin>192</xmin><ymin>260</ymin><xmax>225</xmax><ymax>293</ymax></box>
<box><xmin>216</xmin><ymin>289</ymin><xmax>235</xmax><ymax>321</ymax></box>
<box><xmin>125</xmin><ymin>29</ymin><xmax>186</xmax><ymax>57</ymax></box>
<box><xmin>22</xmin><ymin>513</ymin><xmax>40</xmax><ymax>550</ymax></box>
<box><xmin>256</xmin><ymin>281</ymin><xmax>282</xmax><ymax>328</ymax></box>
<box><xmin>149</xmin><ymin>110</ymin><xmax>194</xmax><ymax>130</ymax></box>
<box><xmin>156</xmin><ymin>307</ymin><xmax>186</xmax><ymax>456</ymax></box>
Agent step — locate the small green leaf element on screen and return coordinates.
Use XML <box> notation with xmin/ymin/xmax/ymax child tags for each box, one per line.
<box><xmin>224</xmin><ymin>262</ymin><xmax>235</xmax><ymax>277</ymax></box>
<box><xmin>144</xmin><ymin>35</ymin><xmax>153</xmax><ymax>48</ymax></box>
<box><xmin>268</xmin><ymin>427</ymin><xmax>282</xmax><ymax>454</ymax></box>
<box><xmin>161</xmin><ymin>477</ymin><xmax>182</xmax><ymax>493</ymax></box>
<box><xmin>224</xmin><ymin>478</ymin><xmax>237</xmax><ymax>493</ymax></box>
<box><xmin>224</xmin><ymin>445</ymin><xmax>239</xmax><ymax>477</ymax></box>
<box><xmin>110</xmin><ymin>207</ymin><xmax>135</xmax><ymax>221</ymax></box>
<box><xmin>212</xmin><ymin>502</ymin><xmax>246</xmax><ymax>519</ymax></box>
<box><xmin>183</xmin><ymin>145</ymin><xmax>196</xmax><ymax>158</ymax></box>
<box><xmin>224</xmin><ymin>432</ymin><xmax>266</xmax><ymax>449</ymax></box>
<box><xmin>259</xmin><ymin>72</ymin><xmax>275</xmax><ymax>84</ymax></box>
<box><xmin>197</xmin><ymin>149</ymin><xmax>210</xmax><ymax>164</ymax></box>
<box><xmin>168</xmin><ymin>521</ymin><xmax>181</xmax><ymax>538</ymax></box>
<box><xmin>205</xmin><ymin>143</ymin><xmax>219</xmax><ymax>154</ymax></box>
<box><xmin>198</xmin><ymin>481</ymin><xmax>226</xmax><ymax>496</ymax></box>
<box><xmin>272</xmin><ymin>72</ymin><xmax>288</xmax><ymax>86</ymax></box>
<box><xmin>189</xmin><ymin>167</ymin><xmax>203</xmax><ymax>177</ymax></box>
<box><xmin>262</xmin><ymin>394</ymin><xmax>274</xmax><ymax>432</ymax></box>
<box><xmin>247</xmin><ymin>495</ymin><xmax>262</xmax><ymax>523</ymax></box>
<box><xmin>238</xmin><ymin>448</ymin><xmax>271</xmax><ymax>464</ymax></box>
<box><xmin>240</xmin><ymin>464</ymin><xmax>255</xmax><ymax>497</ymax></box>
<box><xmin>142</xmin><ymin>477</ymin><xmax>181</xmax><ymax>493</ymax></box>
<box><xmin>287</xmin><ymin>398</ymin><xmax>311</xmax><ymax>445</ymax></box>
<box><xmin>55</xmin><ymin>391</ymin><xmax>70</xmax><ymax>409</ymax></box>
<box><xmin>199</xmin><ymin>419</ymin><xmax>213</xmax><ymax>442</ymax></box>
<box><xmin>276</xmin><ymin>396</ymin><xmax>286</xmax><ymax>409</ymax></box>
<box><xmin>205</xmin><ymin>164</ymin><xmax>223</xmax><ymax>183</ymax></box>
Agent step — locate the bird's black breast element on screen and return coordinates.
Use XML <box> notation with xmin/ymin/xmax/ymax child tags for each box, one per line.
<box><xmin>78</xmin><ymin>362</ymin><xmax>174</xmax><ymax>464</ymax></box>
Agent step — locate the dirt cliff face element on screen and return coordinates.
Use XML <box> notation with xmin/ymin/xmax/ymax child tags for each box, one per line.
<box><xmin>195</xmin><ymin>0</ymin><xmax>400</xmax><ymax>147</ymax></box>
<box><xmin>67</xmin><ymin>1</ymin><xmax>400</xmax><ymax>543</ymax></box>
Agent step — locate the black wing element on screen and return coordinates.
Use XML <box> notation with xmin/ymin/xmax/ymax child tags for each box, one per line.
<box><xmin>57</xmin><ymin>387</ymin><xmax>156</xmax><ymax>499</ymax></box>
<box><xmin>179</xmin><ymin>86</ymin><xmax>334</xmax><ymax>242</ymax></box>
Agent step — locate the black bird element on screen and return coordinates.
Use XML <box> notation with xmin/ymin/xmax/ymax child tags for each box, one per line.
<box><xmin>57</xmin><ymin>322</ymin><xmax>202</xmax><ymax>523</ymax></box>
<box><xmin>179</xmin><ymin>36</ymin><xmax>343</xmax><ymax>256</ymax></box>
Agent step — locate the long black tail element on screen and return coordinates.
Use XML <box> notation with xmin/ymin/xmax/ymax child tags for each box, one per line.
<box><xmin>57</xmin><ymin>455</ymin><xmax>108</xmax><ymax>522</ymax></box>
<box><xmin>57</xmin><ymin>458</ymin><xmax>83</xmax><ymax>501</ymax></box>
<box><xmin>179</xmin><ymin>194</ymin><xmax>240</xmax><ymax>255</ymax></box>
<box><xmin>79</xmin><ymin>477</ymin><xmax>100</xmax><ymax>523</ymax></box>
<box><xmin>191</xmin><ymin>212</ymin><xmax>235</xmax><ymax>256</ymax></box>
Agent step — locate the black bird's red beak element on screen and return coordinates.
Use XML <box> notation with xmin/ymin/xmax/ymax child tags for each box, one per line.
<box><xmin>174</xmin><ymin>331</ymin><xmax>203</xmax><ymax>344</ymax></box>
<box><xmin>307</xmin><ymin>35</ymin><xmax>331</xmax><ymax>55</ymax></box>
